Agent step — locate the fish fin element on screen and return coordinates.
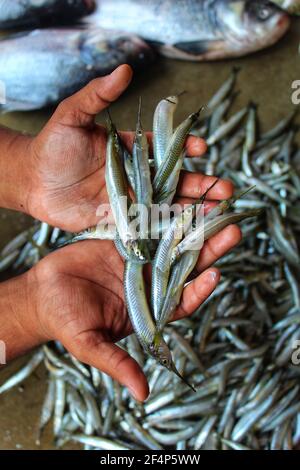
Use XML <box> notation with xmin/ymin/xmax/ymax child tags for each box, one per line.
<box><xmin>148</xmin><ymin>39</ymin><xmax>228</xmax><ymax>61</ymax></box>
<box><xmin>173</xmin><ymin>39</ymin><xmax>226</xmax><ymax>56</ymax></box>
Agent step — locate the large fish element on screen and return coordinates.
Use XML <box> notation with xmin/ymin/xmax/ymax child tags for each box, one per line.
<box><xmin>85</xmin><ymin>0</ymin><xmax>291</xmax><ymax>61</ymax></box>
<box><xmin>0</xmin><ymin>0</ymin><xmax>95</xmax><ymax>29</ymax></box>
<box><xmin>0</xmin><ymin>28</ymin><xmax>154</xmax><ymax>112</ymax></box>
<box><xmin>270</xmin><ymin>0</ymin><xmax>300</xmax><ymax>14</ymax></box>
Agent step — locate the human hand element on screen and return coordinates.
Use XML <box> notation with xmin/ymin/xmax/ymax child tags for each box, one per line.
<box><xmin>27</xmin><ymin>217</ymin><xmax>241</xmax><ymax>402</ymax></box>
<box><xmin>2</xmin><ymin>63</ymin><xmax>240</xmax><ymax>401</ymax></box>
<box><xmin>26</xmin><ymin>64</ymin><xmax>210</xmax><ymax>232</ymax></box>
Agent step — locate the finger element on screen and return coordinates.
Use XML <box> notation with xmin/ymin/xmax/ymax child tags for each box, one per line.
<box><xmin>174</xmin><ymin>268</ymin><xmax>220</xmax><ymax>321</ymax></box>
<box><xmin>54</xmin><ymin>65</ymin><xmax>133</xmax><ymax>127</ymax></box>
<box><xmin>185</xmin><ymin>135</ymin><xmax>208</xmax><ymax>157</ymax></box>
<box><xmin>176</xmin><ymin>172</ymin><xmax>234</xmax><ymax>200</ymax></box>
<box><xmin>173</xmin><ymin>197</ymin><xmax>218</xmax><ymax>214</ymax></box>
<box><xmin>120</xmin><ymin>132</ymin><xmax>207</xmax><ymax>157</ymax></box>
<box><xmin>196</xmin><ymin>224</ymin><xmax>242</xmax><ymax>273</ymax></box>
<box><xmin>68</xmin><ymin>331</ymin><xmax>149</xmax><ymax>401</ymax></box>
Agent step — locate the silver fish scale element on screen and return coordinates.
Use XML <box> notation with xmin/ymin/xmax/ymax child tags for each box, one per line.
<box><xmin>151</xmin><ymin>214</ymin><xmax>186</xmax><ymax>321</ymax></box>
<box><xmin>124</xmin><ymin>262</ymin><xmax>156</xmax><ymax>350</ymax></box>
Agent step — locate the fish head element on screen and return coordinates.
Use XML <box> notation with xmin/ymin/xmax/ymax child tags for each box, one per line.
<box><xmin>165</xmin><ymin>95</ymin><xmax>180</xmax><ymax>106</ymax></box>
<box><xmin>174</xmin><ymin>206</ymin><xmax>194</xmax><ymax>238</ymax></box>
<box><xmin>129</xmin><ymin>240</ymin><xmax>149</xmax><ymax>262</ymax></box>
<box><xmin>148</xmin><ymin>332</ymin><xmax>173</xmax><ymax>367</ymax></box>
<box><xmin>148</xmin><ymin>333</ymin><xmax>196</xmax><ymax>391</ymax></box>
<box><xmin>81</xmin><ymin>29</ymin><xmax>155</xmax><ymax>72</ymax></box>
<box><xmin>216</xmin><ymin>0</ymin><xmax>290</xmax><ymax>55</ymax></box>
<box><xmin>170</xmin><ymin>247</ymin><xmax>180</xmax><ymax>266</ymax></box>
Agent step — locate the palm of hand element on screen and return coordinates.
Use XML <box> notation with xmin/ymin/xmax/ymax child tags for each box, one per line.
<box><xmin>36</xmin><ymin>241</ymin><xmax>130</xmax><ymax>346</ymax></box>
<box><xmin>32</xmin><ymin>229</ymin><xmax>232</xmax><ymax>401</ymax></box>
<box><xmin>33</xmin><ymin>240</ymin><xmax>153</xmax><ymax>399</ymax></box>
<box><xmin>30</xmin><ymin>121</ymin><xmax>108</xmax><ymax>232</ymax></box>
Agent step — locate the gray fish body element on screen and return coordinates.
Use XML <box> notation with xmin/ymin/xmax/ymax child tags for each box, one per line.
<box><xmin>86</xmin><ymin>0</ymin><xmax>290</xmax><ymax>60</ymax></box>
<box><xmin>0</xmin><ymin>28</ymin><xmax>154</xmax><ymax>111</ymax></box>
<box><xmin>0</xmin><ymin>0</ymin><xmax>95</xmax><ymax>29</ymax></box>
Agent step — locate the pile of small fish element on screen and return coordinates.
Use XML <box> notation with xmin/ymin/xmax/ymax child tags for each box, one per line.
<box><xmin>1</xmin><ymin>69</ymin><xmax>300</xmax><ymax>450</ymax></box>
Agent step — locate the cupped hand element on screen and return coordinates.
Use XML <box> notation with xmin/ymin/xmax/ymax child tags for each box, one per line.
<box><xmin>27</xmin><ymin>64</ymin><xmax>208</xmax><ymax>232</ymax></box>
<box><xmin>24</xmin><ymin>63</ymin><xmax>242</xmax><ymax>402</ymax></box>
<box><xmin>30</xmin><ymin>224</ymin><xmax>241</xmax><ymax>402</ymax></box>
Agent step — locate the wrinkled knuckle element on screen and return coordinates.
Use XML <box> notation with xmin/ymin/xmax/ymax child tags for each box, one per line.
<box><xmin>109</xmin><ymin>348</ymin><xmax>129</xmax><ymax>372</ymax></box>
<box><xmin>56</xmin><ymin>99</ymin><xmax>69</xmax><ymax>115</ymax></box>
<box><xmin>93</xmin><ymin>87</ymin><xmax>111</xmax><ymax>107</ymax></box>
<box><xmin>89</xmin><ymin>78</ymin><xmax>101</xmax><ymax>90</ymax></box>
<box><xmin>207</xmin><ymin>238</ymin><xmax>219</xmax><ymax>260</ymax></box>
<box><xmin>35</xmin><ymin>257</ymin><xmax>60</xmax><ymax>283</ymax></box>
<box><xmin>72</xmin><ymin>331</ymin><xmax>95</xmax><ymax>362</ymax></box>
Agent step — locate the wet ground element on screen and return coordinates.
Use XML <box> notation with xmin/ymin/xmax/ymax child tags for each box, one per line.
<box><xmin>0</xmin><ymin>19</ymin><xmax>299</xmax><ymax>449</ymax></box>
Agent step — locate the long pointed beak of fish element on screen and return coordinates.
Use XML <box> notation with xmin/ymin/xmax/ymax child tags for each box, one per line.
<box><xmin>171</xmin><ymin>363</ymin><xmax>196</xmax><ymax>392</ymax></box>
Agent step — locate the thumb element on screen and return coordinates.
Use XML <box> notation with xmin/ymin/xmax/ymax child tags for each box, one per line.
<box><xmin>66</xmin><ymin>330</ymin><xmax>149</xmax><ymax>402</ymax></box>
<box><xmin>53</xmin><ymin>64</ymin><xmax>133</xmax><ymax>127</ymax></box>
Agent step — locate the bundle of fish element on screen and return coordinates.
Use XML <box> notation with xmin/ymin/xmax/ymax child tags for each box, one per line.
<box><xmin>1</xmin><ymin>70</ymin><xmax>300</xmax><ymax>450</ymax></box>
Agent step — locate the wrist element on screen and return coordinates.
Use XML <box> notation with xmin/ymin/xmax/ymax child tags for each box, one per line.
<box><xmin>0</xmin><ymin>271</ymin><xmax>48</xmax><ymax>361</ymax></box>
<box><xmin>0</xmin><ymin>128</ymin><xmax>35</xmax><ymax>214</ymax></box>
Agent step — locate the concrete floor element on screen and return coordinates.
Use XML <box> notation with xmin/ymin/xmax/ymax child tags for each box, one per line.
<box><xmin>0</xmin><ymin>18</ymin><xmax>299</xmax><ymax>450</ymax></box>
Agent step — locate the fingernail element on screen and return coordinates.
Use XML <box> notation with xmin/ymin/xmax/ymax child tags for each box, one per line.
<box><xmin>210</xmin><ymin>270</ymin><xmax>218</xmax><ymax>281</ymax></box>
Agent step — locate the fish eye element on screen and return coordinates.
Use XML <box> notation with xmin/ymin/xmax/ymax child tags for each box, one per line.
<box><xmin>257</xmin><ymin>6</ymin><xmax>273</xmax><ymax>21</ymax></box>
<box><xmin>161</xmin><ymin>358</ymin><xmax>168</xmax><ymax>366</ymax></box>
